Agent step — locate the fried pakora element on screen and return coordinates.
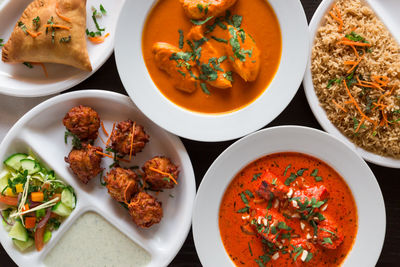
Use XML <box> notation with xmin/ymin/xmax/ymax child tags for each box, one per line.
<box><xmin>63</xmin><ymin>105</ymin><xmax>100</xmax><ymax>141</ymax></box>
<box><xmin>65</xmin><ymin>144</ymin><xmax>103</xmax><ymax>184</ymax></box>
<box><xmin>109</xmin><ymin>120</ymin><xmax>150</xmax><ymax>156</ymax></box>
<box><xmin>104</xmin><ymin>167</ymin><xmax>139</xmax><ymax>203</ymax></box>
<box><xmin>128</xmin><ymin>192</ymin><xmax>163</xmax><ymax>228</ymax></box>
<box><xmin>143</xmin><ymin>156</ymin><xmax>179</xmax><ymax>190</ymax></box>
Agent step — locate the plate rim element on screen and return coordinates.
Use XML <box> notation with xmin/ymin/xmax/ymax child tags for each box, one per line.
<box><xmin>0</xmin><ymin>0</ymin><xmax>125</xmax><ymax>98</ymax></box>
<box><xmin>192</xmin><ymin>125</ymin><xmax>386</xmax><ymax>267</ymax></box>
<box><xmin>302</xmin><ymin>0</ymin><xmax>400</xmax><ymax>168</ymax></box>
<box><xmin>0</xmin><ymin>89</ymin><xmax>196</xmax><ymax>267</ymax></box>
<box><xmin>115</xmin><ymin>0</ymin><xmax>309</xmax><ymax>142</ymax></box>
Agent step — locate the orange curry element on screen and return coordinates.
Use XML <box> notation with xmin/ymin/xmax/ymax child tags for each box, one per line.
<box><xmin>142</xmin><ymin>0</ymin><xmax>282</xmax><ymax>114</ymax></box>
<box><xmin>219</xmin><ymin>152</ymin><xmax>357</xmax><ymax>266</ymax></box>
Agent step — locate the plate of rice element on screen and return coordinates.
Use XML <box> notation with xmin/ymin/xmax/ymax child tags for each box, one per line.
<box><xmin>303</xmin><ymin>0</ymin><xmax>400</xmax><ymax>168</ymax></box>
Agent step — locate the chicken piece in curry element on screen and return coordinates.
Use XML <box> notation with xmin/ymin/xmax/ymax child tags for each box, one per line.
<box><xmin>151</xmin><ymin>0</ymin><xmax>261</xmax><ymax>94</ymax></box>
<box><xmin>179</xmin><ymin>0</ymin><xmax>237</xmax><ymax>19</ymax></box>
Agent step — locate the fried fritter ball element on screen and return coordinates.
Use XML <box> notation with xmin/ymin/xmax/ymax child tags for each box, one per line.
<box><xmin>142</xmin><ymin>156</ymin><xmax>179</xmax><ymax>190</ymax></box>
<box><xmin>128</xmin><ymin>192</ymin><xmax>163</xmax><ymax>228</ymax></box>
<box><xmin>109</xmin><ymin>120</ymin><xmax>150</xmax><ymax>156</ymax></box>
<box><xmin>63</xmin><ymin>105</ymin><xmax>100</xmax><ymax>141</ymax></box>
<box><xmin>104</xmin><ymin>167</ymin><xmax>139</xmax><ymax>203</ymax></box>
<box><xmin>65</xmin><ymin>144</ymin><xmax>103</xmax><ymax>184</ymax></box>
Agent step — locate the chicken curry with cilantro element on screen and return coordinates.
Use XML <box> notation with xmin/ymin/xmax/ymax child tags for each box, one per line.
<box><xmin>142</xmin><ymin>0</ymin><xmax>281</xmax><ymax>114</ymax></box>
<box><xmin>219</xmin><ymin>152</ymin><xmax>358</xmax><ymax>266</ymax></box>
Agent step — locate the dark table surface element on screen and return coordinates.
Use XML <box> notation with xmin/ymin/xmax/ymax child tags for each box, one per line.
<box><xmin>1</xmin><ymin>0</ymin><xmax>399</xmax><ymax>266</ymax></box>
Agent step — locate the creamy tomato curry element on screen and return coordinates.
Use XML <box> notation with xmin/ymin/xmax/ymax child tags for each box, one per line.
<box><xmin>142</xmin><ymin>0</ymin><xmax>281</xmax><ymax>114</ymax></box>
<box><xmin>219</xmin><ymin>152</ymin><xmax>357</xmax><ymax>266</ymax></box>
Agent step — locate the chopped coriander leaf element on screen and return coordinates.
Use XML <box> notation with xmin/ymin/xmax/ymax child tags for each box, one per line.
<box><xmin>244</xmin><ymin>190</ymin><xmax>254</xmax><ymax>198</ymax></box>
<box><xmin>315</xmin><ymin>176</ymin><xmax>323</xmax><ymax>182</ymax></box>
<box><xmin>197</xmin><ymin>3</ymin><xmax>203</xmax><ymax>12</ymax></box>
<box><xmin>320</xmin><ymin>227</ymin><xmax>337</xmax><ymax>236</ymax></box>
<box><xmin>271</xmin><ymin>178</ymin><xmax>277</xmax><ymax>186</ymax></box>
<box><xmin>310</xmin><ymin>168</ymin><xmax>318</xmax><ymax>177</ymax></box>
<box><xmin>283</xmin><ymin>164</ymin><xmax>291</xmax><ymax>176</ymax></box>
<box><xmin>345</xmin><ymin>31</ymin><xmax>367</xmax><ymax>43</ymax></box>
<box><xmin>177</xmin><ymin>70</ymin><xmax>186</xmax><ymax>77</ymax></box>
<box><xmin>296</xmin><ymin>168</ymin><xmax>308</xmax><ymax>176</ymax></box>
<box><xmin>18</xmin><ymin>21</ymin><xmax>28</xmax><ymax>34</ymax></box>
<box><xmin>277</xmin><ymin>221</ymin><xmax>290</xmax><ymax>230</ymax></box>
<box><xmin>248</xmin><ymin>242</ymin><xmax>253</xmax><ymax>256</ymax></box>
<box><xmin>293</xmin><ymin>247</ymin><xmax>304</xmax><ymax>261</ymax></box>
<box><xmin>178</xmin><ymin>29</ymin><xmax>184</xmax><ymax>49</ymax></box>
<box><xmin>100</xmin><ymin>4</ymin><xmax>107</xmax><ymax>15</ymax></box>
<box><xmin>64</xmin><ymin>130</ymin><xmax>82</xmax><ymax>149</ymax></box>
<box><xmin>32</xmin><ymin>16</ymin><xmax>40</xmax><ymax>31</ymax></box>
<box><xmin>255</xmin><ymin>259</ymin><xmax>264</xmax><ymax>267</ymax></box>
<box><xmin>232</xmin><ymin>14</ymin><xmax>243</xmax><ymax>28</ymax></box>
<box><xmin>251</xmin><ymin>173</ymin><xmax>262</xmax><ymax>181</ymax></box>
<box><xmin>60</xmin><ymin>36</ymin><xmax>71</xmax><ymax>43</ymax></box>
<box><xmin>204</xmin><ymin>3</ymin><xmax>210</xmax><ymax>14</ymax></box>
<box><xmin>23</xmin><ymin>62</ymin><xmax>33</xmax><ymax>68</ymax></box>
<box><xmin>92</xmin><ymin>8</ymin><xmax>105</xmax><ymax>33</ymax></box>
<box><xmin>305</xmin><ymin>252</ymin><xmax>313</xmax><ymax>262</ymax></box>
<box><xmin>200</xmin><ymin>82</ymin><xmax>211</xmax><ymax>95</ymax></box>
<box><xmin>211</xmin><ymin>36</ymin><xmax>228</xmax><ymax>43</ymax></box>
<box><xmin>0</xmin><ymin>38</ymin><xmax>4</xmax><ymax>47</ymax></box>
<box><xmin>99</xmin><ymin>172</ymin><xmax>106</xmax><ymax>186</ymax></box>
<box><xmin>284</xmin><ymin>173</ymin><xmax>297</xmax><ymax>186</ymax></box>
<box><xmin>223</xmin><ymin>71</ymin><xmax>233</xmax><ymax>82</ymax></box>
<box><xmin>191</xmin><ymin>16</ymin><xmax>214</xmax><ymax>26</ymax></box>
<box><xmin>237</xmin><ymin>207</ymin><xmax>249</xmax><ymax>213</ymax></box>
<box><xmin>169</xmin><ymin>194</ymin><xmax>174</xmax><ymax>198</ymax></box>
<box><xmin>240</xmin><ymin>192</ymin><xmax>249</xmax><ymax>204</ymax></box>
<box><xmin>322</xmin><ymin>237</ymin><xmax>333</xmax><ymax>245</ymax></box>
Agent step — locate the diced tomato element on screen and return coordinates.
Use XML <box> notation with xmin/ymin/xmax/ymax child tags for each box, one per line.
<box><xmin>25</xmin><ymin>217</ymin><xmax>36</xmax><ymax>229</ymax></box>
<box><xmin>0</xmin><ymin>195</ymin><xmax>18</xmax><ymax>206</ymax></box>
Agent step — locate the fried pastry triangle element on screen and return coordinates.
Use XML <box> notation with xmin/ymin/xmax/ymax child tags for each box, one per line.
<box><xmin>2</xmin><ymin>0</ymin><xmax>92</xmax><ymax>71</ymax></box>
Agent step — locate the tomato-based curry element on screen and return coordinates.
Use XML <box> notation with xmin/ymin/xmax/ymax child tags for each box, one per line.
<box><xmin>219</xmin><ymin>152</ymin><xmax>357</xmax><ymax>266</ymax></box>
<box><xmin>142</xmin><ymin>0</ymin><xmax>282</xmax><ymax>114</ymax></box>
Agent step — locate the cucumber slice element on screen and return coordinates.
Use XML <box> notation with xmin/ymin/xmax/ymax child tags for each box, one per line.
<box><xmin>13</xmin><ymin>237</ymin><xmax>34</xmax><ymax>251</ymax></box>
<box><xmin>20</xmin><ymin>159</ymin><xmax>41</xmax><ymax>174</ymax></box>
<box><xmin>51</xmin><ymin>202</ymin><xmax>72</xmax><ymax>217</ymax></box>
<box><xmin>8</xmin><ymin>220</ymin><xmax>28</xmax><ymax>242</ymax></box>
<box><xmin>4</xmin><ymin>153</ymin><xmax>28</xmax><ymax>171</ymax></box>
<box><xmin>43</xmin><ymin>230</ymin><xmax>52</xmax><ymax>243</ymax></box>
<box><xmin>0</xmin><ymin>170</ymin><xmax>10</xmax><ymax>192</ymax></box>
<box><xmin>61</xmin><ymin>188</ymin><xmax>75</xmax><ymax>209</ymax></box>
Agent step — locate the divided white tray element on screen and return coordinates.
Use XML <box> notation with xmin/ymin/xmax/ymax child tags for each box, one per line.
<box><xmin>0</xmin><ymin>90</ymin><xmax>196</xmax><ymax>267</ymax></box>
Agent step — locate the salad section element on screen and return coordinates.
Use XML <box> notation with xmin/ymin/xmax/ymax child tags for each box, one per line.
<box><xmin>0</xmin><ymin>153</ymin><xmax>76</xmax><ymax>252</ymax></box>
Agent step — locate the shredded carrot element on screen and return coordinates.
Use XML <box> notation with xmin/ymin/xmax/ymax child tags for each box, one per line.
<box><xmin>346</xmin><ymin>55</ymin><xmax>364</xmax><ymax>74</ymax></box>
<box><xmin>371</xmin><ymin>75</ymin><xmax>389</xmax><ymax>86</ymax></box>
<box><xmin>329</xmin><ymin>4</ymin><xmax>343</xmax><ymax>32</ymax></box>
<box><xmin>95</xmin><ymin>151</ymin><xmax>130</xmax><ymax>163</ymax></box>
<box><xmin>99</xmin><ymin>135</ymin><xmax>107</xmax><ymax>146</ymax></box>
<box><xmin>355</xmin><ymin>117</ymin><xmax>365</xmax><ymax>133</ymax></box>
<box><xmin>332</xmin><ymin>99</ymin><xmax>347</xmax><ymax>112</ymax></box>
<box><xmin>129</xmin><ymin>122</ymin><xmax>136</xmax><ymax>161</ymax></box>
<box><xmin>101</xmin><ymin>121</ymin><xmax>109</xmax><ymax>137</ymax></box>
<box><xmin>389</xmin><ymin>86</ymin><xmax>396</xmax><ymax>95</ymax></box>
<box><xmin>349</xmin><ymin>45</ymin><xmax>360</xmax><ymax>58</ymax></box>
<box><xmin>88</xmin><ymin>33</ymin><xmax>110</xmax><ymax>44</ymax></box>
<box><xmin>344</xmin><ymin>61</ymin><xmax>357</xmax><ymax>65</ymax></box>
<box><xmin>56</xmin><ymin>3</ymin><xmax>71</xmax><ymax>23</ymax></box>
<box><xmin>337</xmin><ymin>40</ymin><xmax>372</xmax><ymax>47</ymax></box>
<box><xmin>45</xmin><ymin>24</ymin><xmax>70</xmax><ymax>30</ymax></box>
<box><xmin>343</xmin><ymin>79</ymin><xmax>375</xmax><ymax>124</ymax></box>
<box><xmin>106</xmin><ymin>122</ymin><xmax>115</xmax><ymax>146</ymax></box>
<box><xmin>149</xmin><ymin>167</ymin><xmax>178</xmax><ymax>185</ymax></box>
<box><xmin>26</xmin><ymin>30</ymin><xmax>42</xmax><ymax>38</ymax></box>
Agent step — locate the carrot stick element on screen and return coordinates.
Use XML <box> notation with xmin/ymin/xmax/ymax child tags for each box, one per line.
<box><xmin>129</xmin><ymin>122</ymin><xmax>136</xmax><ymax>161</ymax></box>
<box><xmin>106</xmin><ymin>122</ymin><xmax>115</xmax><ymax>146</ymax></box>
<box><xmin>343</xmin><ymin>80</ymin><xmax>375</xmax><ymax>124</ymax></box>
<box><xmin>355</xmin><ymin>117</ymin><xmax>365</xmax><ymax>133</ymax></box>
<box><xmin>149</xmin><ymin>167</ymin><xmax>178</xmax><ymax>185</ymax></box>
<box><xmin>26</xmin><ymin>30</ymin><xmax>42</xmax><ymax>38</ymax></box>
<box><xmin>101</xmin><ymin>121</ymin><xmax>109</xmax><ymax>137</ymax></box>
<box><xmin>332</xmin><ymin>99</ymin><xmax>347</xmax><ymax>112</ymax></box>
<box><xmin>88</xmin><ymin>33</ymin><xmax>110</xmax><ymax>44</ymax></box>
<box><xmin>31</xmin><ymin>63</ymin><xmax>48</xmax><ymax>78</ymax></box>
<box><xmin>350</xmin><ymin>45</ymin><xmax>360</xmax><ymax>58</ymax></box>
<box><xmin>56</xmin><ymin>3</ymin><xmax>71</xmax><ymax>23</ymax></box>
<box><xmin>346</xmin><ymin>54</ymin><xmax>364</xmax><ymax>74</ymax></box>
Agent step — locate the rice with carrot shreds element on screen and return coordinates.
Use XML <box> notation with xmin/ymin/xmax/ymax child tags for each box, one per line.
<box><xmin>311</xmin><ymin>0</ymin><xmax>400</xmax><ymax>158</ymax></box>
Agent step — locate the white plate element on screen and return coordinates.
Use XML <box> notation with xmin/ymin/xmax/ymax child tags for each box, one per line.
<box><xmin>0</xmin><ymin>0</ymin><xmax>125</xmax><ymax>97</ymax></box>
<box><xmin>115</xmin><ymin>0</ymin><xmax>309</xmax><ymax>142</ymax></box>
<box><xmin>0</xmin><ymin>90</ymin><xmax>196</xmax><ymax>267</ymax></box>
<box><xmin>193</xmin><ymin>126</ymin><xmax>385</xmax><ymax>267</ymax></box>
<box><xmin>303</xmin><ymin>0</ymin><xmax>400</xmax><ymax>168</ymax></box>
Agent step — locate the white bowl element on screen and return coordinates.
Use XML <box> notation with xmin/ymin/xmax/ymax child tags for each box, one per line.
<box><xmin>115</xmin><ymin>0</ymin><xmax>309</xmax><ymax>142</ymax></box>
<box><xmin>0</xmin><ymin>90</ymin><xmax>196</xmax><ymax>267</ymax></box>
<box><xmin>303</xmin><ymin>0</ymin><xmax>400</xmax><ymax>168</ymax></box>
<box><xmin>193</xmin><ymin>126</ymin><xmax>385</xmax><ymax>267</ymax></box>
<box><xmin>0</xmin><ymin>0</ymin><xmax>125</xmax><ymax>97</ymax></box>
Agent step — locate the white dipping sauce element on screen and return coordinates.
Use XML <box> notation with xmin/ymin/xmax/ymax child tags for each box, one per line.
<box><xmin>44</xmin><ymin>212</ymin><xmax>151</xmax><ymax>267</ymax></box>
